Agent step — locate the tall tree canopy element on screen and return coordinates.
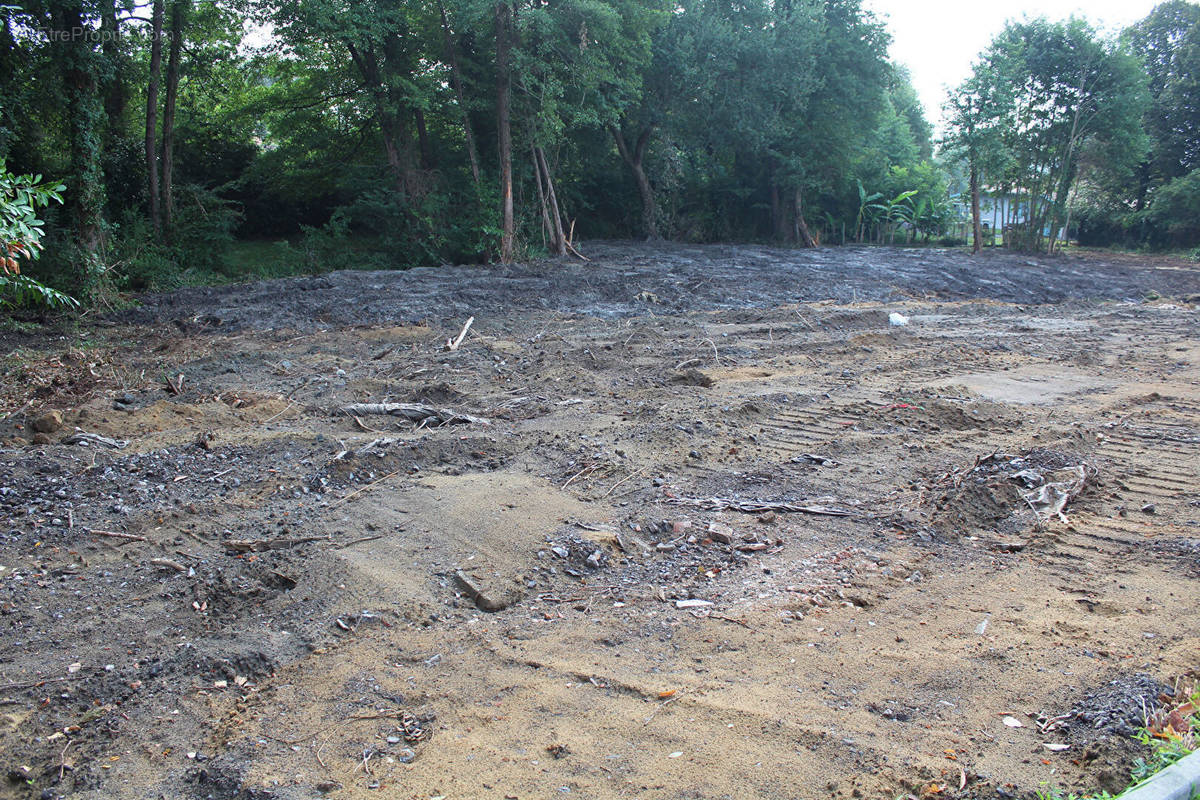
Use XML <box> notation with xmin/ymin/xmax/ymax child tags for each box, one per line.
<box><xmin>945</xmin><ymin>17</ymin><xmax>1148</xmax><ymax>252</ymax></box>
<box><xmin>15</xmin><ymin>0</ymin><xmax>1200</xmax><ymax>301</ymax></box>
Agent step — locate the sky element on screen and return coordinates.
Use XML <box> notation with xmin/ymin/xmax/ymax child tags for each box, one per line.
<box><xmin>863</xmin><ymin>0</ymin><xmax>1165</xmax><ymax>129</ymax></box>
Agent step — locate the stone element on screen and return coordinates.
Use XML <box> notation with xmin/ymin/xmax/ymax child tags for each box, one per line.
<box><xmin>707</xmin><ymin>522</ymin><xmax>734</xmax><ymax>544</ymax></box>
<box><xmin>453</xmin><ymin>570</ymin><xmax>521</xmax><ymax>612</ymax></box>
<box><xmin>32</xmin><ymin>411</ymin><xmax>63</xmax><ymax>433</ymax></box>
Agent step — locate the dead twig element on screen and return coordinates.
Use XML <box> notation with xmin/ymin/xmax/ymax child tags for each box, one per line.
<box><xmin>334</xmin><ymin>535</ymin><xmax>385</xmax><ymax>549</ymax></box>
<box><xmin>224</xmin><ymin>536</ymin><xmax>325</xmax><ymax>554</ymax></box>
<box><xmin>561</xmin><ymin>462</ymin><xmax>600</xmax><ymax>489</ymax></box>
<box><xmin>327</xmin><ymin>468</ymin><xmax>405</xmax><ymax>510</ymax></box>
<box><xmin>445</xmin><ymin>316</ymin><xmax>475</xmax><ymax>351</ymax></box>
<box><xmin>599</xmin><ymin>466</ymin><xmax>648</xmax><ymax>499</ymax></box>
<box><xmin>643</xmin><ymin>695</ymin><xmax>678</xmax><ymax>725</ymax></box>
<box><xmin>88</xmin><ymin>528</ymin><xmax>146</xmax><ymax>542</ymax></box>
<box><xmin>263</xmin><ymin>400</ymin><xmax>297</xmax><ymax>424</ymax></box>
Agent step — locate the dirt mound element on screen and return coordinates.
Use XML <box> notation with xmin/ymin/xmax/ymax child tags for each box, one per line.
<box><xmin>927</xmin><ymin>447</ymin><xmax>1096</xmax><ymax>538</ymax></box>
<box><xmin>1071</xmin><ymin>672</ymin><xmax>1170</xmax><ymax>737</ymax></box>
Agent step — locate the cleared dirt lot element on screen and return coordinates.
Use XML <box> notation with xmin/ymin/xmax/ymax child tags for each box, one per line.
<box><xmin>1</xmin><ymin>243</ymin><xmax>1199</xmax><ymax>800</ymax></box>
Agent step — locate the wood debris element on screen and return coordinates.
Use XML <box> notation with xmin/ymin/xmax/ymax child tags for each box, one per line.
<box><xmin>338</xmin><ymin>403</ymin><xmax>489</xmax><ymax>426</ymax></box>
<box><xmin>62</xmin><ymin>432</ymin><xmax>128</xmax><ymax>449</ymax></box>
<box><xmin>667</xmin><ymin>497</ymin><xmax>852</xmax><ymax>516</ymax></box>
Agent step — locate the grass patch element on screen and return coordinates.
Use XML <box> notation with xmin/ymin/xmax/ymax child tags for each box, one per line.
<box><xmin>1037</xmin><ymin>678</ymin><xmax>1200</xmax><ymax>800</ymax></box>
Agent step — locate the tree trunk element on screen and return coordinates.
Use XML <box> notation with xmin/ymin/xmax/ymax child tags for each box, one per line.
<box><xmin>52</xmin><ymin>0</ymin><xmax>106</xmax><ymax>283</ymax></box>
<box><xmin>495</xmin><ymin>2</ymin><xmax>514</xmax><ymax>262</ymax></box>
<box><xmin>145</xmin><ymin>0</ymin><xmax>164</xmax><ymax>234</ymax></box>
<box><xmin>345</xmin><ymin>41</ymin><xmax>412</xmax><ymax>199</ymax></box>
<box><xmin>100</xmin><ymin>0</ymin><xmax>126</xmax><ymax>133</ymax></box>
<box><xmin>534</xmin><ymin>146</ymin><xmax>566</xmax><ymax>255</ymax></box>
<box><xmin>769</xmin><ymin>157</ymin><xmax>791</xmax><ymax>242</ymax></box>
<box><xmin>415</xmin><ymin>107</ymin><xmax>435</xmax><ymax>172</ymax></box>
<box><xmin>439</xmin><ymin>2</ymin><xmax>481</xmax><ymax>187</ymax></box>
<box><xmin>609</xmin><ymin>124</ymin><xmax>658</xmax><ymax>240</ymax></box>
<box><xmin>969</xmin><ymin>159</ymin><xmax>982</xmax><ymax>255</ymax></box>
<box><xmin>793</xmin><ymin>189</ymin><xmax>816</xmax><ymax>248</ymax></box>
<box><xmin>161</xmin><ymin>0</ymin><xmax>187</xmax><ymax>234</ymax></box>
<box><xmin>770</xmin><ymin>182</ymin><xmax>782</xmax><ymax>240</ymax></box>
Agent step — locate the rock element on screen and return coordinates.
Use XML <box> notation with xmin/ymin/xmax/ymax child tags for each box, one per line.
<box><xmin>396</xmin><ymin>748</ymin><xmax>415</xmax><ymax>763</ymax></box>
<box><xmin>32</xmin><ymin>411</ymin><xmax>63</xmax><ymax>433</ymax></box>
<box><xmin>674</xmin><ymin>598</ymin><xmax>713</xmax><ymax>609</ymax></box>
<box><xmin>669</xmin><ymin>369</ymin><xmax>714</xmax><ymax>387</ymax></box>
<box><xmin>757</xmin><ymin>511</ymin><xmax>776</xmax><ymax>524</ymax></box>
<box><xmin>707</xmin><ymin>522</ymin><xmax>734</xmax><ymax>544</ymax></box>
<box><xmin>454</xmin><ymin>570</ymin><xmax>522</xmax><ymax>612</ymax></box>
<box><xmin>1140</xmin><ymin>503</ymin><xmax>1156</xmax><ymax>514</ymax></box>
<box><xmin>31</xmin><ymin>433</ymin><xmax>52</xmax><ymax>446</ymax></box>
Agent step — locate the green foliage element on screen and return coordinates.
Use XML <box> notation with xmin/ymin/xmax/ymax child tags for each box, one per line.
<box><xmin>1125</xmin><ymin>1</ymin><xmax>1200</xmax><ymax>186</ymax></box>
<box><xmin>945</xmin><ymin>17</ymin><xmax>1149</xmax><ymax>252</ymax></box>
<box><xmin>1129</xmin><ymin>732</ymin><xmax>1192</xmax><ymax>784</ymax></box>
<box><xmin>1033</xmin><ymin>788</ymin><xmax>1116</xmax><ymax>800</ymax></box>
<box><xmin>0</xmin><ymin>159</ymin><xmax>78</xmax><ymax>309</ymax></box>
<box><xmin>1141</xmin><ymin>168</ymin><xmax>1200</xmax><ymax>247</ymax></box>
<box><xmin>7</xmin><ymin>0</ymin><xmax>946</xmax><ymax>296</ymax></box>
<box><xmin>107</xmin><ymin>185</ymin><xmax>240</xmax><ymax>290</ymax></box>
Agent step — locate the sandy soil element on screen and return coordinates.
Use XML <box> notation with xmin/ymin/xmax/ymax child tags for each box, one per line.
<box><xmin>1</xmin><ymin>243</ymin><xmax>1198</xmax><ymax>800</ymax></box>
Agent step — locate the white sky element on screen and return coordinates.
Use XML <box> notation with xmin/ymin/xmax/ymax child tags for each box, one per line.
<box><xmin>863</xmin><ymin>0</ymin><xmax>1165</xmax><ymax>129</ymax></box>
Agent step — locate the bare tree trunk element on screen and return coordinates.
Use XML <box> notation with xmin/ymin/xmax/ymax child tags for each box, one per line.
<box><xmin>530</xmin><ymin>144</ymin><xmax>551</xmax><ymax>249</ymax></box>
<box><xmin>793</xmin><ymin>189</ymin><xmax>816</xmax><ymax>248</ymax></box>
<box><xmin>161</xmin><ymin>0</ymin><xmax>187</xmax><ymax>235</ymax></box>
<box><xmin>495</xmin><ymin>2</ymin><xmax>514</xmax><ymax>262</ymax></box>
<box><xmin>345</xmin><ymin>41</ymin><xmax>412</xmax><ymax>199</ymax></box>
<box><xmin>534</xmin><ymin>146</ymin><xmax>566</xmax><ymax>255</ymax></box>
<box><xmin>415</xmin><ymin>107</ymin><xmax>435</xmax><ymax>171</ymax></box>
<box><xmin>609</xmin><ymin>124</ymin><xmax>658</xmax><ymax>240</ymax></box>
<box><xmin>439</xmin><ymin>2</ymin><xmax>480</xmax><ymax>187</ymax></box>
<box><xmin>970</xmin><ymin>160</ymin><xmax>982</xmax><ymax>255</ymax></box>
<box><xmin>770</xmin><ymin>182</ymin><xmax>782</xmax><ymax>240</ymax></box>
<box><xmin>145</xmin><ymin>0</ymin><xmax>164</xmax><ymax>234</ymax></box>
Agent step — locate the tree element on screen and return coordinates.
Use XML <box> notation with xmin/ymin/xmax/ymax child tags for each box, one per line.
<box><xmin>1125</xmin><ymin>1</ymin><xmax>1200</xmax><ymax>206</ymax></box>
<box><xmin>146</xmin><ymin>0</ymin><xmax>165</xmax><ymax>233</ymax></box>
<box><xmin>946</xmin><ymin>18</ymin><xmax>1148</xmax><ymax>252</ymax></box>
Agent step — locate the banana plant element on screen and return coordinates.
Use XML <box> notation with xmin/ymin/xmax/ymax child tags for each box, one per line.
<box><xmin>866</xmin><ymin>189</ymin><xmax>918</xmax><ymax>244</ymax></box>
<box><xmin>854</xmin><ymin>180</ymin><xmax>883</xmax><ymax>243</ymax></box>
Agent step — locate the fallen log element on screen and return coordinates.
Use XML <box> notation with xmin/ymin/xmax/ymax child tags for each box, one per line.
<box><xmin>62</xmin><ymin>432</ymin><xmax>128</xmax><ymax>449</ymax></box>
<box><xmin>223</xmin><ymin>536</ymin><xmax>325</xmax><ymax>554</ymax></box>
<box><xmin>338</xmin><ymin>403</ymin><xmax>489</xmax><ymax>426</ymax></box>
<box><xmin>666</xmin><ymin>497</ymin><xmax>852</xmax><ymax>516</ymax></box>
